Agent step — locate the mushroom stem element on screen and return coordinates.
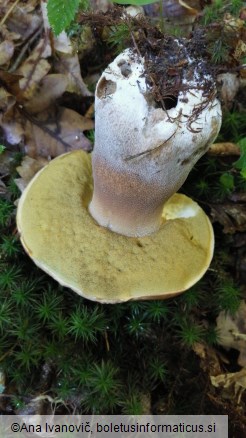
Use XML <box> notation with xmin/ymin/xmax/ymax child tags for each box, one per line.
<box><xmin>89</xmin><ymin>156</ymin><xmax>167</xmax><ymax>236</ymax></box>
<box><xmin>89</xmin><ymin>47</ymin><xmax>222</xmax><ymax>237</ymax></box>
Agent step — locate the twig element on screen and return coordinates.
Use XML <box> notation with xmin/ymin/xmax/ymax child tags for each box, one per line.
<box><xmin>18</xmin><ymin>106</ymin><xmax>74</xmax><ymax>152</ymax></box>
<box><xmin>0</xmin><ymin>0</ymin><xmax>20</xmax><ymax>27</ymax></box>
<box><xmin>8</xmin><ymin>26</ymin><xmax>44</xmax><ymax>73</ymax></box>
<box><xmin>129</xmin><ymin>27</ymin><xmax>142</xmax><ymax>58</ymax></box>
<box><xmin>208</xmin><ymin>142</ymin><xmax>241</xmax><ymax>156</ymax></box>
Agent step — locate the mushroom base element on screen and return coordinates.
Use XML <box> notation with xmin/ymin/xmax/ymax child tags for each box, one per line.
<box><xmin>17</xmin><ymin>151</ymin><xmax>214</xmax><ymax>303</ymax></box>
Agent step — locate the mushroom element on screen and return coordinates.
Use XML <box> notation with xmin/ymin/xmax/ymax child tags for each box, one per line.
<box><xmin>17</xmin><ymin>41</ymin><xmax>222</xmax><ymax>303</ymax></box>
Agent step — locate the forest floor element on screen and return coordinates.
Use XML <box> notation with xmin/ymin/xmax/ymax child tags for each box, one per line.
<box><xmin>0</xmin><ymin>1</ymin><xmax>246</xmax><ymax>437</ymax></box>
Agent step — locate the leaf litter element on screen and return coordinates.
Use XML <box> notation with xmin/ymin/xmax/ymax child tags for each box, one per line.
<box><xmin>0</xmin><ymin>0</ymin><xmax>94</xmax><ymax>186</ymax></box>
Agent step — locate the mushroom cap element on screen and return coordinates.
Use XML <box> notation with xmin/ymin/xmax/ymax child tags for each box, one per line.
<box><xmin>17</xmin><ymin>150</ymin><xmax>214</xmax><ymax>303</ymax></box>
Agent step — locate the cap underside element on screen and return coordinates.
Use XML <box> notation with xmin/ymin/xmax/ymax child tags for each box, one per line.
<box><xmin>16</xmin><ymin>151</ymin><xmax>214</xmax><ymax>303</ymax></box>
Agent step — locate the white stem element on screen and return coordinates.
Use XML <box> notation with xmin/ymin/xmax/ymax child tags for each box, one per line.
<box><xmin>89</xmin><ymin>48</ymin><xmax>222</xmax><ymax>237</ymax></box>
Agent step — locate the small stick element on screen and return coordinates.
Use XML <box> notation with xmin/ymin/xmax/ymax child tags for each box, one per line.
<box><xmin>208</xmin><ymin>142</ymin><xmax>241</xmax><ymax>156</ymax></box>
<box><xmin>0</xmin><ymin>0</ymin><xmax>20</xmax><ymax>27</ymax></box>
<box><xmin>8</xmin><ymin>26</ymin><xmax>43</xmax><ymax>73</ymax></box>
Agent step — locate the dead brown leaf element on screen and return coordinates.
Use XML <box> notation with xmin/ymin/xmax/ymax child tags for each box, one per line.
<box><xmin>54</xmin><ymin>33</ymin><xmax>74</xmax><ymax>54</ymax></box>
<box><xmin>0</xmin><ymin>92</ymin><xmax>94</xmax><ymax>157</ymax></box>
<box><xmin>4</xmin><ymin>1</ymin><xmax>42</xmax><ymax>41</ymax></box>
<box><xmin>0</xmin><ymin>116</ymin><xmax>24</xmax><ymax>145</ymax></box>
<box><xmin>0</xmin><ymin>40</ymin><xmax>15</xmax><ymax>67</ymax></box>
<box><xmin>210</xmin><ymin>203</ymin><xmax>246</xmax><ymax>233</ymax></box>
<box><xmin>0</xmin><ymin>23</ymin><xmax>21</xmax><ymax>44</ymax></box>
<box><xmin>217</xmin><ymin>73</ymin><xmax>240</xmax><ymax>106</ymax></box>
<box><xmin>24</xmin><ymin>74</ymin><xmax>69</xmax><ymax>113</ymax></box>
<box><xmin>230</xmin><ymin>193</ymin><xmax>246</xmax><ymax>202</ymax></box>
<box><xmin>15</xmin><ymin>156</ymin><xmax>49</xmax><ymax>192</ymax></box>
<box><xmin>0</xmin><ymin>0</ymin><xmax>93</xmax><ymax>163</ymax></box>
<box><xmin>216</xmin><ymin>301</ymin><xmax>246</xmax><ymax>367</ymax></box>
<box><xmin>0</xmin><ymin>71</ymin><xmax>23</xmax><ymax>99</ymax></box>
<box><xmin>234</xmin><ymin>39</ymin><xmax>246</xmax><ymax>61</ymax></box>
<box><xmin>0</xmin><ymin>149</ymin><xmax>19</xmax><ymax>178</ymax></box>
<box><xmin>0</xmin><ymin>88</ymin><xmax>24</xmax><ymax>145</ymax></box>
<box><xmin>0</xmin><ymin>87</ymin><xmax>16</xmax><ymax>115</ymax></box>
<box><xmin>53</xmin><ymin>52</ymin><xmax>91</xmax><ymax>96</ymax></box>
<box><xmin>211</xmin><ymin>368</ymin><xmax>246</xmax><ymax>404</ymax></box>
<box><xmin>16</xmin><ymin>38</ymin><xmax>51</xmax><ymax>101</ymax></box>
<box><xmin>22</xmin><ymin>106</ymin><xmax>93</xmax><ymax>158</ymax></box>
<box><xmin>193</xmin><ymin>342</ymin><xmax>224</xmax><ymax>375</ymax></box>
<box><xmin>178</xmin><ymin>0</ymin><xmax>199</xmax><ymax>15</ymax></box>
<box><xmin>41</xmin><ymin>0</ymin><xmax>91</xmax><ymax>97</ymax></box>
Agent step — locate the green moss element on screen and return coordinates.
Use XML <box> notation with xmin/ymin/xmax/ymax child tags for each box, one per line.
<box><xmin>0</xmin><ymin>300</ymin><xmax>13</xmax><ymax>334</ymax></box>
<box><xmin>205</xmin><ymin>326</ymin><xmax>220</xmax><ymax>346</ymax></box>
<box><xmin>34</xmin><ymin>287</ymin><xmax>63</xmax><ymax>323</ymax></box>
<box><xmin>202</xmin><ymin>0</ymin><xmax>243</xmax><ymax>25</ymax></box>
<box><xmin>216</xmin><ymin>280</ymin><xmax>242</xmax><ymax>314</ymax></box>
<box><xmin>107</xmin><ymin>23</ymin><xmax>131</xmax><ymax>54</ymax></box>
<box><xmin>0</xmin><ymin>235</ymin><xmax>20</xmax><ymax>258</ymax></box>
<box><xmin>176</xmin><ymin>318</ymin><xmax>205</xmax><ymax>348</ymax></box>
<box><xmin>10</xmin><ymin>279</ymin><xmax>40</xmax><ymax>309</ymax></box>
<box><xmin>148</xmin><ymin>357</ymin><xmax>167</xmax><ymax>385</ymax></box>
<box><xmin>7</xmin><ymin>178</ymin><xmax>21</xmax><ymax>200</ymax></box>
<box><xmin>68</xmin><ymin>305</ymin><xmax>107</xmax><ymax>342</ymax></box>
<box><xmin>144</xmin><ymin>301</ymin><xmax>169</xmax><ymax>323</ymax></box>
<box><xmin>220</xmin><ymin>112</ymin><xmax>246</xmax><ymax>143</ymax></box>
<box><xmin>0</xmin><ymin>199</ymin><xmax>14</xmax><ymax>228</ymax></box>
<box><xmin>81</xmin><ymin>361</ymin><xmax>123</xmax><ymax>413</ymax></box>
<box><xmin>0</xmin><ymin>265</ymin><xmax>22</xmax><ymax>289</ymax></box>
<box><xmin>14</xmin><ymin>343</ymin><xmax>41</xmax><ymax>371</ymax></box>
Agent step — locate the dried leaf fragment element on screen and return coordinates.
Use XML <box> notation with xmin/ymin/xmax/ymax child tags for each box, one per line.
<box><xmin>216</xmin><ymin>301</ymin><xmax>246</xmax><ymax>367</ymax></box>
<box><xmin>16</xmin><ymin>38</ymin><xmax>51</xmax><ymax>101</ymax></box>
<box><xmin>217</xmin><ymin>73</ymin><xmax>240</xmax><ymax>107</ymax></box>
<box><xmin>0</xmin><ymin>40</ymin><xmax>15</xmax><ymax>66</ymax></box>
<box><xmin>54</xmin><ymin>52</ymin><xmax>91</xmax><ymax>96</ymax></box>
<box><xmin>178</xmin><ymin>0</ymin><xmax>198</xmax><ymax>15</ymax></box>
<box><xmin>211</xmin><ymin>368</ymin><xmax>246</xmax><ymax>404</ymax></box>
<box><xmin>15</xmin><ymin>156</ymin><xmax>49</xmax><ymax>192</ymax></box>
<box><xmin>0</xmin><ymin>87</ymin><xmax>16</xmax><ymax>115</ymax></box>
<box><xmin>24</xmin><ymin>74</ymin><xmax>69</xmax><ymax>113</ymax></box>
<box><xmin>5</xmin><ymin>2</ymin><xmax>42</xmax><ymax>40</ymax></box>
<box><xmin>41</xmin><ymin>0</ymin><xmax>91</xmax><ymax>96</ymax></box>
<box><xmin>210</xmin><ymin>204</ymin><xmax>246</xmax><ymax>234</ymax></box>
<box><xmin>23</xmin><ymin>106</ymin><xmax>94</xmax><ymax>158</ymax></box>
<box><xmin>234</xmin><ymin>40</ymin><xmax>246</xmax><ymax>61</ymax></box>
<box><xmin>193</xmin><ymin>342</ymin><xmax>223</xmax><ymax>376</ymax></box>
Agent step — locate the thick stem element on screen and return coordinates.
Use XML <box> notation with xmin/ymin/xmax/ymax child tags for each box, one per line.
<box><xmin>89</xmin><ymin>48</ymin><xmax>222</xmax><ymax>237</ymax></box>
<box><xmin>89</xmin><ymin>156</ymin><xmax>168</xmax><ymax>237</ymax></box>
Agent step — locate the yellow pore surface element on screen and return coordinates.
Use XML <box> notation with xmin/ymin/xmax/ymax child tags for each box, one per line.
<box><xmin>17</xmin><ymin>151</ymin><xmax>214</xmax><ymax>303</ymax></box>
